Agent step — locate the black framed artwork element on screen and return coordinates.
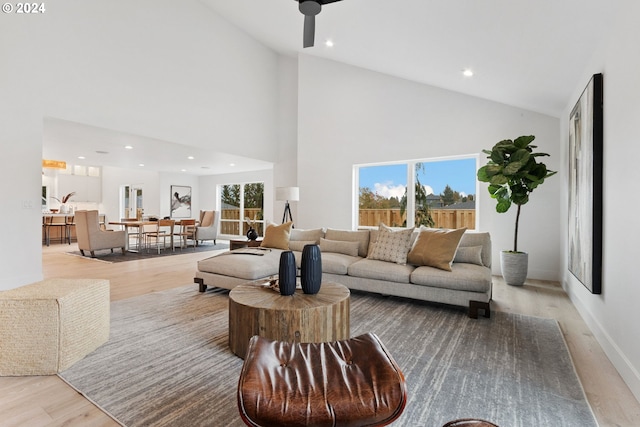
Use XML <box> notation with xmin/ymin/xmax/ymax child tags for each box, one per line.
<box><xmin>170</xmin><ymin>185</ymin><xmax>192</xmax><ymax>219</ymax></box>
<box><xmin>568</xmin><ymin>73</ymin><xmax>603</xmax><ymax>294</ymax></box>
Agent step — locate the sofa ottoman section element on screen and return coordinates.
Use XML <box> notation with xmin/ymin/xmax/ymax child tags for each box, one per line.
<box><xmin>196</xmin><ymin>249</ymin><xmax>283</xmax><ymax>292</ymax></box>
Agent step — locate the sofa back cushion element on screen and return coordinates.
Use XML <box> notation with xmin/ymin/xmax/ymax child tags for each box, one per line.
<box><xmin>290</xmin><ymin>228</ymin><xmax>324</xmax><ymax>244</ymax></box>
<box><xmin>324</xmin><ymin>229</ymin><xmax>370</xmax><ymax>258</ymax></box>
<box><xmin>320</xmin><ymin>238</ymin><xmax>360</xmax><ymax>257</ymax></box>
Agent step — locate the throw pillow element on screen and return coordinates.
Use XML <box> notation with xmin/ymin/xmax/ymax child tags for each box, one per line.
<box><xmin>260</xmin><ymin>222</ymin><xmax>293</xmax><ymax>250</ymax></box>
<box><xmin>319</xmin><ymin>238</ymin><xmax>360</xmax><ymax>257</ymax></box>
<box><xmin>407</xmin><ymin>228</ymin><xmax>467</xmax><ymax>271</ymax></box>
<box><xmin>200</xmin><ymin>210</ymin><xmax>214</xmax><ymax>227</ymax></box>
<box><xmin>367</xmin><ymin>223</ymin><xmax>415</xmax><ymax>265</ymax></box>
<box><xmin>453</xmin><ymin>245</ymin><xmax>484</xmax><ymax>266</ymax></box>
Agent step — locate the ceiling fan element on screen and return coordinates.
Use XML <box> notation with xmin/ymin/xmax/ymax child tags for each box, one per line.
<box><xmin>296</xmin><ymin>0</ymin><xmax>343</xmax><ymax>48</ymax></box>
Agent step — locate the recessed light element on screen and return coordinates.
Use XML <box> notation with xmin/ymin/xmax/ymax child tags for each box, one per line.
<box><xmin>125</xmin><ymin>145</ymin><xmax>133</xmax><ymax>150</ymax></box>
<box><xmin>78</xmin><ymin>156</ymin><xmax>85</xmax><ymax>160</ymax></box>
<box><xmin>462</xmin><ymin>69</ymin><xmax>474</xmax><ymax>77</ymax></box>
<box><xmin>325</xmin><ymin>40</ymin><xmax>334</xmax><ymax>47</ymax></box>
<box><xmin>138</xmin><ymin>163</ymin><xmax>144</xmax><ymax>167</ymax></box>
<box><xmin>96</xmin><ymin>150</ymin><xmax>108</xmax><ymax>154</ymax></box>
<box><xmin>180</xmin><ymin>169</ymin><xmax>187</xmax><ymax>172</ymax></box>
<box><xmin>187</xmin><ymin>156</ymin><xmax>194</xmax><ymax>160</ymax></box>
<box><xmin>229</xmin><ymin>163</ymin><xmax>236</xmax><ymax>167</ymax></box>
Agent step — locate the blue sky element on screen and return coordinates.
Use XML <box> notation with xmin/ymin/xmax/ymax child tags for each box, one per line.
<box><xmin>359</xmin><ymin>158</ymin><xmax>477</xmax><ymax>199</ymax></box>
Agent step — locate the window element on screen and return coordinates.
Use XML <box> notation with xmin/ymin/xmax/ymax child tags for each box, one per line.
<box><xmin>356</xmin><ymin>156</ymin><xmax>477</xmax><ymax>230</ymax></box>
<box><xmin>219</xmin><ymin>182</ymin><xmax>264</xmax><ymax>237</ymax></box>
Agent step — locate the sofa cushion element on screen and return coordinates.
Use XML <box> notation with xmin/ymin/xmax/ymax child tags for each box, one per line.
<box><xmin>289</xmin><ymin>240</ymin><xmax>316</xmax><ymax>252</ymax></box>
<box><xmin>290</xmin><ymin>228</ymin><xmax>324</xmax><ymax>243</ymax></box>
<box><xmin>454</xmin><ymin>246</ymin><xmax>484</xmax><ymax>266</ymax></box>
<box><xmin>321</xmin><ymin>252</ymin><xmax>362</xmax><ymax>275</ymax></box>
<box><xmin>410</xmin><ymin>263</ymin><xmax>491</xmax><ymax>293</ymax></box>
<box><xmin>407</xmin><ymin>228</ymin><xmax>466</xmax><ymax>271</ymax></box>
<box><xmin>324</xmin><ymin>229</ymin><xmax>370</xmax><ymax>258</ymax></box>
<box><xmin>458</xmin><ymin>232</ymin><xmax>492</xmax><ymax>268</ymax></box>
<box><xmin>367</xmin><ymin>224</ymin><xmax>414</xmax><ymax>265</ymax></box>
<box><xmin>198</xmin><ymin>249</ymin><xmax>282</xmax><ymax>280</ymax></box>
<box><xmin>320</xmin><ymin>238</ymin><xmax>360</xmax><ymax>257</ymax></box>
<box><xmin>348</xmin><ymin>259</ymin><xmax>414</xmax><ymax>284</ymax></box>
<box><xmin>261</xmin><ymin>222</ymin><xmax>293</xmax><ymax>250</ymax></box>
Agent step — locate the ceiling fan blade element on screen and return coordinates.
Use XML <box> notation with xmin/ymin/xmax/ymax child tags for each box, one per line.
<box><xmin>303</xmin><ymin>14</ymin><xmax>315</xmax><ymax>48</ymax></box>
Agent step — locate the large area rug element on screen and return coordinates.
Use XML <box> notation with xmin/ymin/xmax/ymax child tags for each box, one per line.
<box><xmin>65</xmin><ymin>242</ymin><xmax>229</xmax><ymax>263</ymax></box>
<box><xmin>59</xmin><ymin>285</ymin><xmax>597</xmax><ymax>427</ymax></box>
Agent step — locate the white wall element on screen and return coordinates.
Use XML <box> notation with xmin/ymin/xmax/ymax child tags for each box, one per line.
<box><xmin>297</xmin><ymin>55</ymin><xmax>561</xmax><ymax>280</ymax></box>
<box><xmin>560</xmin><ymin>2</ymin><xmax>640</xmax><ymax>401</ymax></box>
<box><xmin>0</xmin><ymin>0</ymin><xmax>279</xmax><ymax>290</ymax></box>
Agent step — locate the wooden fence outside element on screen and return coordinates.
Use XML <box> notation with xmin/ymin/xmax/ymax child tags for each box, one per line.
<box><xmin>219</xmin><ymin>207</ymin><xmax>475</xmax><ymax>235</ymax></box>
<box><xmin>220</xmin><ymin>208</ymin><xmax>263</xmax><ymax>235</ymax></box>
<box><xmin>358</xmin><ymin>208</ymin><xmax>475</xmax><ymax>230</ymax></box>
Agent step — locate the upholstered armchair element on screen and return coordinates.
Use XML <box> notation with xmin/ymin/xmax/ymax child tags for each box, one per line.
<box><xmin>195</xmin><ymin>210</ymin><xmax>219</xmax><ymax>246</ymax></box>
<box><xmin>75</xmin><ymin>210</ymin><xmax>126</xmax><ymax>257</ymax></box>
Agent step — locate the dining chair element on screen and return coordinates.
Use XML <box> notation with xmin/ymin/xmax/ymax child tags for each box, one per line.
<box><xmin>146</xmin><ymin>219</ymin><xmax>175</xmax><ymax>254</ymax></box>
<box><xmin>174</xmin><ymin>219</ymin><xmax>196</xmax><ymax>251</ymax></box>
<box><xmin>65</xmin><ymin>215</ymin><xmax>75</xmax><ymax>244</ymax></box>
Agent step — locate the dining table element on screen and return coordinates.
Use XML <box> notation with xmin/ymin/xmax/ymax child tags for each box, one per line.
<box><xmin>108</xmin><ymin>219</ymin><xmax>196</xmax><ymax>252</ymax></box>
<box><xmin>108</xmin><ymin>220</ymin><xmax>158</xmax><ymax>252</ymax></box>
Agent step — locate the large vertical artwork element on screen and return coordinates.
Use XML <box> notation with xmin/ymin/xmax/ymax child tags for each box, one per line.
<box><xmin>568</xmin><ymin>73</ymin><xmax>603</xmax><ymax>294</ymax></box>
<box><xmin>170</xmin><ymin>185</ymin><xmax>192</xmax><ymax>219</ymax></box>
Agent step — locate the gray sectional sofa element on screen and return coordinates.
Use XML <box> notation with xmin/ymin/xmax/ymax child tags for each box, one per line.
<box><xmin>194</xmin><ymin>227</ymin><xmax>492</xmax><ymax>318</ymax></box>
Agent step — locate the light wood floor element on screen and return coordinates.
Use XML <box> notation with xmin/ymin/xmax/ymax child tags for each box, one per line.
<box><xmin>1</xmin><ymin>243</ymin><xmax>639</xmax><ymax>426</ymax></box>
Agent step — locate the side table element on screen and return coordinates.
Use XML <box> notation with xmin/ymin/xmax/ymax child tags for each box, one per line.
<box><xmin>230</xmin><ymin>239</ymin><xmax>262</xmax><ymax>251</ymax></box>
<box><xmin>228</xmin><ymin>282</ymin><xmax>350</xmax><ymax>358</ymax></box>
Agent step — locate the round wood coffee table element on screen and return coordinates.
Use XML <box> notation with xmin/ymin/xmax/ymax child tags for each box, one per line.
<box><xmin>228</xmin><ymin>281</ymin><xmax>350</xmax><ymax>359</ymax></box>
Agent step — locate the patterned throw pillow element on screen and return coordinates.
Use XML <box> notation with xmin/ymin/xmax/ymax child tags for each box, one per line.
<box><xmin>407</xmin><ymin>228</ymin><xmax>467</xmax><ymax>271</ymax></box>
<box><xmin>367</xmin><ymin>223</ymin><xmax>415</xmax><ymax>265</ymax></box>
<box><xmin>260</xmin><ymin>222</ymin><xmax>293</xmax><ymax>250</ymax></box>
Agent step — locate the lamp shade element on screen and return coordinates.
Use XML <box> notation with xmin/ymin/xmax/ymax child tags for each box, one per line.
<box><xmin>276</xmin><ymin>187</ymin><xmax>299</xmax><ymax>202</ymax></box>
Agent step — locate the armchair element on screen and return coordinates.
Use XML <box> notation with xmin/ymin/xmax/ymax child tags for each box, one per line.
<box><xmin>75</xmin><ymin>210</ymin><xmax>126</xmax><ymax>257</ymax></box>
<box><xmin>195</xmin><ymin>210</ymin><xmax>219</xmax><ymax>246</ymax></box>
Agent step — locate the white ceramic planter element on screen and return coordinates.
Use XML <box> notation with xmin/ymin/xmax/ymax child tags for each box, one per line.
<box><xmin>500</xmin><ymin>251</ymin><xmax>528</xmax><ymax>286</ymax></box>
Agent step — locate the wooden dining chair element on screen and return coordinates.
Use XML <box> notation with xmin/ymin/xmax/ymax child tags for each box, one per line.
<box><xmin>174</xmin><ymin>219</ymin><xmax>196</xmax><ymax>251</ymax></box>
<box><xmin>146</xmin><ymin>219</ymin><xmax>175</xmax><ymax>254</ymax></box>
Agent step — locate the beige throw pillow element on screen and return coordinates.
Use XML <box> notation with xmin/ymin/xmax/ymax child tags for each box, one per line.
<box><xmin>260</xmin><ymin>222</ymin><xmax>293</xmax><ymax>250</ymax></box>
<box><xmin>319</xmin><ymin>238</ymin><xmax>360</xmax><ymax>257</ymax></box>
<box><xmin>288</xmin><ymin>240</ymin><xmax>316</xmax><ymax>252</ymax></box>
<box><xmin>367</xmin><ymin>223</ymin><xmax>415</xmax><ymax>265</ymax></box>
<box><xmin>200</xmin><ymin>210</ymin><xmax>214</xmax><ymax>227</ymax></box>
<box><xmin>408</xmin><ymin>228</ymin><xmax>467</xmax><ymax>271</ymax></box>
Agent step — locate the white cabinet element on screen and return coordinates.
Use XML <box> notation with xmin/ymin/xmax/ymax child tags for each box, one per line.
<box><xmin>58</xmin><ymin>174</ymin><xmax>102</xmax><ymax>202</ymax></box>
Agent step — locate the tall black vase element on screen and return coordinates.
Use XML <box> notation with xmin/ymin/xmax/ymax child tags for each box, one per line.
<box><xmin>301</xmin><ymin>244</ymin><xmax>322</xmax><ymax>294</ymax></box>
<box><xmin>278</xmin><ymin>251</ymin><xmax>297</xmax><ymax>296</ymax></box>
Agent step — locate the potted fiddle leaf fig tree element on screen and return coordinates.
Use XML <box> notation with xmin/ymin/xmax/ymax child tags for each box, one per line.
<box><xmin>477</xmin><ymin>135</ymin><xmax>556</xmax><ymax>286</ymax></box>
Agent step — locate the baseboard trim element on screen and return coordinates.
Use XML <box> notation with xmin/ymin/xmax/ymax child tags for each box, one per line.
<box><xmin>563</xmin><ymin>278</ymin><xmax>640</xmax><ymax>404</ymax></box>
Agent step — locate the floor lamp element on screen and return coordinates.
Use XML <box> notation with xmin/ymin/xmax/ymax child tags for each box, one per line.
<box><xmin>276</xmin><ymin>187</ymin><xmax>299</xmax><ymax>227</ymax></box>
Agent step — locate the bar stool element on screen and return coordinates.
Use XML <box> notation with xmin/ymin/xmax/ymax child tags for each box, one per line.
<box><xmin>65</xmin><ymin>215</ymin><xmax>75</xmax><ymax>244</ymax></box>
<box><xmin>44</xmin><ymin>215</ymin><xmax>67</xmax><ymax>246</ymax></box>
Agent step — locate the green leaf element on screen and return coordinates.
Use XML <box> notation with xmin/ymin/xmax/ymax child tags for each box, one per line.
<box><xmin>496</xmin><ymin>199</ymin><xmax>511</xmax><ymax>213</ymax></box>
<box><xmin>514</xmin><ymin>135</ymin><xmax>535</xmax><ymax>148</ymax></box>
<box><xmin>489</xmin><ymin>174</ymin><xmax>508</xmax><ymax>185</ymax></box>
<box><xmin>503</xmin><ymin>161</ymin><xmax>524</xmax><ymax>176</ymax></box>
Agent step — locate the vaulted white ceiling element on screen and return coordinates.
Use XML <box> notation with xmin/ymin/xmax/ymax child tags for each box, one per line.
<box><xmin>201</xmin><ymin>0</ymin><xmax>617</xmax><ymax>117</ymax></box>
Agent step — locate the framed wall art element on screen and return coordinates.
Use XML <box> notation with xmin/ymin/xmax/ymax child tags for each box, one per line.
<box><xmin>170</xmin><ymin>185</ymin><xmax>192</xmax><ymax>218</ymax></box>
<box><xmin>568</xmin><ymin>73</ymin><xmax>603</xmax><ymax>294</ymax></box>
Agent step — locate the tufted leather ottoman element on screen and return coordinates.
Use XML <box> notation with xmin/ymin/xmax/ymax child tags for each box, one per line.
<box><xmin>237</xmin><ymin>333</ymin><xmax>407</xmax><ymax>427</ymax></box>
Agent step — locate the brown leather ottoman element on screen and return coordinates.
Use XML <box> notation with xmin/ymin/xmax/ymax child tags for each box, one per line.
<box><xmin>237</xmin><ymin>333</ymin><xmax>407</xmax><ymax>427</ymax></box>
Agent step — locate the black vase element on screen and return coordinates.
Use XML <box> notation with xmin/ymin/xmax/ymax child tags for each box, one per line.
<box><xmin>301</xmin><ymin>244</ymin><xmax>322</xmax><ymax>294</ymax></box>
<box><xmin>278</xmin><ymin>251</ymin><xmax>297</xmax><ymax>296</ymax></box>
<box><xmin>246</xmin><ymin>227</ymin><xmax>258</xmax><ymax>241</ymax></box>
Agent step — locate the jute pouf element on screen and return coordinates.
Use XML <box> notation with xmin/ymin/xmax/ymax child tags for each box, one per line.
<box><xmin>0</xmin><ymin>278</ymin><xmax>110</xmax><ymax>376</ymax></box>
